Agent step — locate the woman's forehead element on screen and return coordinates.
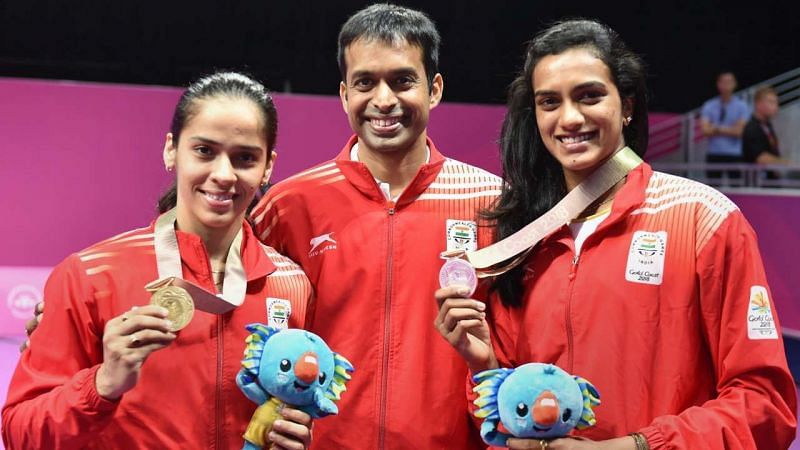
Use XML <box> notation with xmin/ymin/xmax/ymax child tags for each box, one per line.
<box><xmin>532</xmin><ymin>50</ymin><xmax>612</xmax><ymax>89</ymax></box>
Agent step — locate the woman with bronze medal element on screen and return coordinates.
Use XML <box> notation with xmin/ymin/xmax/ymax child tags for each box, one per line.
<box><xmin>435</xmin><ymin>20</ymin><xmax>797</xmax><ymax>450</ymax></box>
<box><xmin>3</xmin><ymin>72</ymin><xmax>314</xmax><ymax>449</ymax></box>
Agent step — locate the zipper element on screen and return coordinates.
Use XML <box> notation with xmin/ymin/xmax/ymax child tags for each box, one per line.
<box><xmin>378</xmin><ymin>204</ymin><xmax>396</xmax><ymax>449</ymax></box>
<box><xmin>215</xmin><ymin>316</ymin><xmax>224</xmax><ymax>448</ymax></box>
<box><xmin>569</xmin><ymin>254</ymin><xmax>579</xmax><ymax>278</ymax></box>
<box><xmin>565</xmin><ymin>253</ymin><xmax>579</xmax><ymax>373</ymax></box>
<box><xmin>201</xmin><ymin>248</ymin><xmax>225</xmax><ymax>450</ymax></box>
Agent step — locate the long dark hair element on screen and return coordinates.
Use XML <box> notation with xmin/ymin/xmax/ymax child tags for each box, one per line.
<box><xmin>157</xmin><ymin>71</ymin><xmax>278</xmax><ymax>215</ymax></box>
<box><xmin>486</xmin><ymin>19</ymin><xmax>649</xmax><ymax>307</ymax></box>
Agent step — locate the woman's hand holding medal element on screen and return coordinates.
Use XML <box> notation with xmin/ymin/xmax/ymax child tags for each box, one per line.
<box><xmin>95</xmin><ymin>305</ymin><xmax>176</xmax><ymax>400</ymax></box>
<box><xmin>434</xmin><ymin>284</ymin><xmax>498</xmax><ymax>374</ymax></box>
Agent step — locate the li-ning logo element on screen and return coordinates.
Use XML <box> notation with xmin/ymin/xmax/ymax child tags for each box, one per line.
<box><xmin>309</xmin><ymin>232</ymin><xmax>337</xmax><ymax>257</ymax></box>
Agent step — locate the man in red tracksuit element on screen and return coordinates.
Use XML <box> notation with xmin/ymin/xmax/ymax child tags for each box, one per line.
<box><xmin>250</xmin><ymin>5</ymin><xmax>502</xmax><ymax>449</ymax></box>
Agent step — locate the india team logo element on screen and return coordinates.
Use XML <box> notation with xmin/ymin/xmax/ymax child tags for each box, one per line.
<box><xmin>267</xmin><ymin>298</ymin><xmax>292</xmax><ymax>330</ymax></box>
<box><xmin>625</xmin><ymin>231</ymin><xmax>667</xmax><ymax>285</ymax></box>
<box><xmin>635</xmin><ymin>236</ymin><xmax>660</xmax><ymax>257</ymax></box>
<box><xmin>446</xmin><ymin>220</ymin><xmax>478</xmax><ymax>252</ymax></box>
<box><xmin>747</xmin><ymin>286</ymin><xmax>777</xmax><ymax>340</ymax></box>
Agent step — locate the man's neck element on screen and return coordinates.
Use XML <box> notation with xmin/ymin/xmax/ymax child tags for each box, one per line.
<box><xmin>356</xmin><ymin>136</ymin><xmax>429</xmax><ymax>198</ymax></box>
<box><xmin>720</xmin><ymin>94</ymin><xmax>733</xmax><ymax>103</ymax></box>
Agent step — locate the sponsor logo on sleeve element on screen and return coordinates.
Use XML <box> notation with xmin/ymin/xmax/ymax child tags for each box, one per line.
<box><xmin>747</xmin><ymin>286</ymin><xmax>778</xmax><ymax>340</ymax></box>
<box><xmin>625</xmin><ymin>231</ymin><xmax>667</xmax><ymax>285</ymax></box>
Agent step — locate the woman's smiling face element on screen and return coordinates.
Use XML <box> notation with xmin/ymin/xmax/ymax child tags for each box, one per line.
<box><xmin>165</xmin><ymin>96</ymin><xmax>271</xmax><ymax>236</ymax></box>
<box><xmin>532</xmin><ymin>47</ymin><xmax>631</xmax><ymax>188</ymax></box>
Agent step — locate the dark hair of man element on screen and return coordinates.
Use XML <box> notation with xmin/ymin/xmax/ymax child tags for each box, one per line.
<box><xmin>157</xmin><ymin>71</ymin><xmax>278</xmax><ymax>217</ymax></box>
<box><xmin>337</xmin><ymin>3</ymin><xmax>441</xmax><ymax>90</ymax></box>
<box><xmin>485</xmin><ymin>19</ymin><xmax>649</xmax><ymax>308</ymax></box>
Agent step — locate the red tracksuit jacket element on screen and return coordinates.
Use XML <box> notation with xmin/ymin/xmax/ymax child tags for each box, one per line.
<box><xmin>251</xmin><ymin>136</ymin><xmax>502</xmax><ymax>449</ymax></box>
<box><xmin>2</xmin><ymin>220</ymin><xmax>312</xmax><ymax>449</ymax></box>
<box><xmin>488</xmin><ymin>163</ymin><xmax>798</xmax><ymax>449</ymax></box>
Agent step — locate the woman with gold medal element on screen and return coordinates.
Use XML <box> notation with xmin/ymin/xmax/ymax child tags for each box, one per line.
<box><xmin>3</xmin><ymin>72</ymin><xmax>314</xmax><ymax>449</ymax></box>
<box><xmin>435</xmin><ymin>20</ymin><xmax>797</xmax><ymax>450</ymax></box>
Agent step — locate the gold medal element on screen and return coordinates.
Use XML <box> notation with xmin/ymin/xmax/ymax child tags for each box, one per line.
<box><xmin>149</xmin><ymin>285</ymin><xmax>194</xmax><ymax>331</ymax></box>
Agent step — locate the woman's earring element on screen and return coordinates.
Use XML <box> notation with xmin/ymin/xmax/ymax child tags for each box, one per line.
<box><xmin>623</xmin><ymin>116</ymin><xmax>632</xmax><ymax>126</ymax></box>
<box><xmin>166</xmin><ymin>166</ymin><xmax>174</xmax><ymax>172</ymax></box>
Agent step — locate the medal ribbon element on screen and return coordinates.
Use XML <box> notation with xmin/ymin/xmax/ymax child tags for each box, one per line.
<box><xmin>148</xmin><ymin>208</ymin><xmax>248</xmax><ymax>314</ymax></box>
<box><xmin>444</xmin><ymin>147</ymin><xmax>642</xmax><ymax>277</ymax></box>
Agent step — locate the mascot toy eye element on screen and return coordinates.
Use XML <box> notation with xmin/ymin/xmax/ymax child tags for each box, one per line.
<box><xmin>473</xmin><ymin>363</ymin><xmax>600</xmax><ymax>447</ymax></box>
<box><xmin>236</xmin><ymin>324</ymin><xmax>354</xmax><ymax>450</ymax></box>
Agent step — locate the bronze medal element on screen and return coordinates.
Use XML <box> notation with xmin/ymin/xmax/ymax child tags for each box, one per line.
<box><xmin>149</xmin><ymin>285</ymin><xmax>194</xmax><ymax>331</ymax></box>
<box><xmin>448</xmin><ymin>147</ymin><xmax>642</xmax><ymax>276</ymax></box>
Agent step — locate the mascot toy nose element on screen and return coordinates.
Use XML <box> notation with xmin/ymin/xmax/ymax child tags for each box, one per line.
<box><xmin>533</xmin><ymin>391</ymin><xmax>559</xmax><ymax>426</ymax></box>
<box><xmin>294</xmin><ymin>351</ymin><xmax>319</xmax><ymax>384</ymax></box>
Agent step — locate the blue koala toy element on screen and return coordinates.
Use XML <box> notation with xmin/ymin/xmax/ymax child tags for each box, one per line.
<box><xmin>236</xmin><ymin>324</ymin><xmax>354</xmax><ymax>450</ymax></box>
<box><xmin>473</xmin><ymin>363</ymin><xmax>600</xmax><ymax>447</ymax></box>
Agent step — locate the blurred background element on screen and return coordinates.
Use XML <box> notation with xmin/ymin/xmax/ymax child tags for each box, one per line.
<box><xmin>1</xmin><ymin>0</ymin><xmax>797</xmax><ymax>110</ymax></box>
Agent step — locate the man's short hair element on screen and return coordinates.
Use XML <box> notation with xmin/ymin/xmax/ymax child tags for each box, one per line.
<box><xmin>337</xmin><ymin>4</ymin><xmax>441</xmax><ymax>88</ymax></box>
<box><xmin>754</xmin><ymin>85</ymin><xmax>778</xmax><ymax>103</ymax></box>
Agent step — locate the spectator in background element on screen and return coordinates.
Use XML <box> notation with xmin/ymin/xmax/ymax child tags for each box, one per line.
<box><xmin>743</xmin><ymin>86</ymin><xmax>783</xmax><ymax>164</ymax></box>
<box><xmin>743</xmin><ymin>86</ymin><xmax>797</xmax><ymax>186</ymax></box>
<box><xmin>743</xmin><ymin>87</ymin><xmax>789</xmax><ymax>162</ymax></box>
<box><xmin>701</xmin><ymin>71</ymin><xmax>749</xmax><ymax>182</ymax></box>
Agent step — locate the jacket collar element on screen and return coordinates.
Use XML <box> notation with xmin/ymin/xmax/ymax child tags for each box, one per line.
<box><xmin>544</xmin><ymin>162</ymin><xmax>652</xmax><ymax>246</ymax></box>
<box><xmin>334</xmin><ymin>134</ymin><xmax>446</xmax><ymax>208</ymax></box>
<box><xmin>171</xmin><ymin>220</ymin><xmax>277</xmax><ymax>282</ymax></box>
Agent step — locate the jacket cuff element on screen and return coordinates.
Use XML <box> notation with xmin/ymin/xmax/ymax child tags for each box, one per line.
<box><xmin>75</xmin><ymin>365</ymin><xmax>120</xmax><ymax>413</ymax></box>
<box><xmin>639</xmin><ymin>425</ymin><xmax>666</xmax><ymax>450</ymax></box>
